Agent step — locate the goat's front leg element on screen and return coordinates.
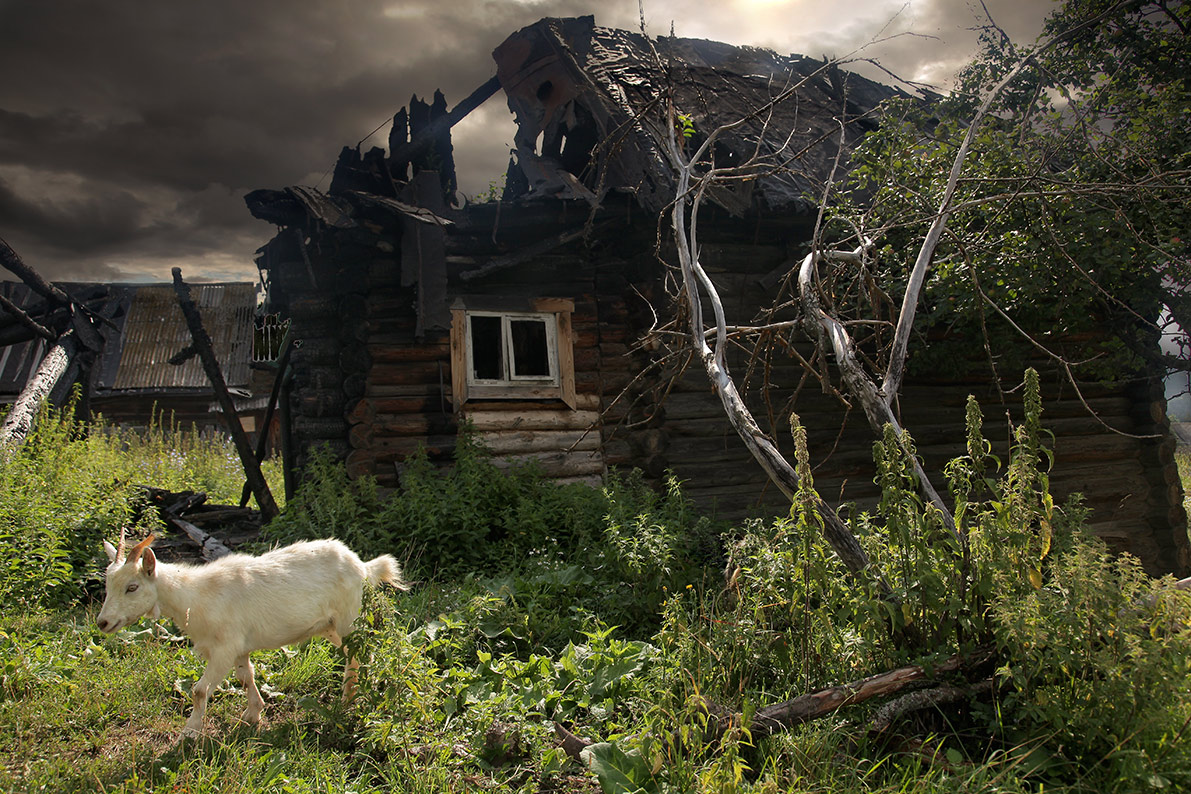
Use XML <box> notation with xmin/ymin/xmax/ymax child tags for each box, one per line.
<box><xmin>235</xmin><ymin>653</ymin><xmax>265</xmax><ymax>726</ymax></box>
<box><xmin>183</xmin><ymin>652</ymin><xmax>235</xmax><ymax>738</ymax></box>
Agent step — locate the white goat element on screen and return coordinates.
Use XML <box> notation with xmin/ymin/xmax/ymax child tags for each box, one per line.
<box><xmin>97</xmin><ymin>532</ymin><xmax>407</xmax><ymax>738</ymax></box>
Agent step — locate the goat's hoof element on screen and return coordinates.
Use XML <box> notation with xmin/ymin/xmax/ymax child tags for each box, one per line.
<box><xmin>239</xmin><ymin>711</ymin><xmax>263</xmax><ymax>727</ymax></box>
<box><xmin>181</xmin><ymin>726</ymin><xmax>201</xmax><ymax>740</ymax></box>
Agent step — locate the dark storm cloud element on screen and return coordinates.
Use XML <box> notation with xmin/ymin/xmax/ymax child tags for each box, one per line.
<box><xmin>0</xmin><ymin>0</ymin><xmax>1051</xmax><ymax>282</ymax></box>
<box><xmin>0</xmin><ymin>167</ymin><xmax>169</xmax><ymax>253</ymax></box>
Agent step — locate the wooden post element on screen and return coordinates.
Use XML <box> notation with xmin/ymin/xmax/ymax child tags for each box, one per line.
<box><xmin>171</xmin><ymin>268</ymin><xmax>279</xmax><ymax>521</ymax></box>
<box><xmin>239</xmin><ymin>335</ymin><xmax>294</xmax><ymax>508</ymax></box>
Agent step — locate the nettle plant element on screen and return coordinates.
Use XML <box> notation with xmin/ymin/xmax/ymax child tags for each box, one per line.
<box><xmin>656</xmin><ymin>371</ymin><xmax>1075</xmax><ymax>694</ymax></box>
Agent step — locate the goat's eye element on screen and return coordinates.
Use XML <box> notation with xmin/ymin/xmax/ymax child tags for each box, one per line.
<box><xmin>126</xmin><ymin>583</ymin><xmax>139</xmax><ymax>593</ymax></box>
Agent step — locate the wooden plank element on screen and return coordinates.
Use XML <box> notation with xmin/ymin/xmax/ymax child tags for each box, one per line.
<box><xmin>559</xmin><ymin>308</ymin><xmax>577</xmax><ymax>409</ymax></box>
<box><xmin>450</xmin><ymin>307</ymin><xmax>467</xmax><ymax>410</ymax></box>
<box><xmin>490</xmin><ymin>451</ymin><xmax>605</xmax><ymax>478</ymax></box>
<box><xmin>477</xmin><ymin>429</ymin><xmax>600</xmax><ymax>455</ymax></box>
<box><xmin>444</xmin><ymin>394</ymin><xmax>600</xmax><ymax>412</ymax></box>
<box><xmin>367</xmin><ymin>344</ymin><xmax>451</xmax><ymax>364</ymax></box>
<box><xmin>465</xmin><ymin>409</ymin><xmax>600</xmax><ymax>432</ymax></box>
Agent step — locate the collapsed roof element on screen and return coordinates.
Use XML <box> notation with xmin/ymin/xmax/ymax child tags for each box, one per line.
<box><xmin>246</xmin><ymin>15</ymin><xmax>903</xmax><ymax>233</ymax></box>
<box><xmin>495</xmin><ymin>16</ymin><xmax>902</xmax><ymax>213</ymax></box>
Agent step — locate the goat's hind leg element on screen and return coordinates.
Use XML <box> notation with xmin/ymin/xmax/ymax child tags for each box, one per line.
<box><xmin>325</xmin><ymin>626</ymin><xmax>360</xmax><ymax>702</ymax></box>
<box><xmin>235</xmin><ymin>653</ymin><xmax>265</xmax><ymax>726</ymax></box>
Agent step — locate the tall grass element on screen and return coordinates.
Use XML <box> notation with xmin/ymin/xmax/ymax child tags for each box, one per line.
<box><xmin>0</xmin><ymin>400</ymin><xmax>282</xmax><ymax>609</ymax></box>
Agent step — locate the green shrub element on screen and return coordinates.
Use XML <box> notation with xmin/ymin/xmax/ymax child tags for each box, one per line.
<box><xmin>0</xmin><ymin>399</ymin><xmax>283</xmax><ymax>609</ymax></box>
<box><xmin>262</xmin><ymin>445</ymin><xmax>386</xmax><ymax>552</ymax></box>
<box><xmin>266</xmin><ymin>427</ymin><xmax>721</xmax><ymax>641</ymax></box>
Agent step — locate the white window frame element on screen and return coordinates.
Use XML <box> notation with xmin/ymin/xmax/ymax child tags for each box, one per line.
<box><xmin>465</xmin><ymin>310</ymin><xmax>559</xmax><ymax>387</ymax></box>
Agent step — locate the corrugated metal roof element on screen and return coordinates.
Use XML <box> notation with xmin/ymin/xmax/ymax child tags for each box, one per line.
<box><xmin>111</xmin><ymin>284</ymin><xmax>256</xmax><ymax>390</ymax></box>
<box><xmin>0</xmin><ymin>281</ymin><xmax>256</xmax><ymax>396</ymax></box>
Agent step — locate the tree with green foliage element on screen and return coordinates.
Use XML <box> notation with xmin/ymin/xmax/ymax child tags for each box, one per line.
<box><xmin>662</xmin><ymin>0</ymin><xmax>1189</xmax><ymax>587</ymax></box>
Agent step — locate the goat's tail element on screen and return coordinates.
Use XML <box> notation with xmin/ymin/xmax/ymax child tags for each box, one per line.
<box><xmin>365</xmin><ymin>555</ymin><xmax>409</xmax><ymax>591</ymax></box>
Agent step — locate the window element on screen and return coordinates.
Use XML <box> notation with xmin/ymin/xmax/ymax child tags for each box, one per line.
<box><xmin>467</xmin><ymin>312</ymin><xmax>557</xmax><ymax>385</ymax></box>
<box><xmin>450</xmin><ymin>297</ymin><xmax>576</xmax><ymax>409</ymax></box>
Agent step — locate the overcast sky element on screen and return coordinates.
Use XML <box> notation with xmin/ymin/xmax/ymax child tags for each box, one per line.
<box><xmin>0</xmin><ymin>0</ymin><xmax>1055</xmax><ymax>284</ymax></box>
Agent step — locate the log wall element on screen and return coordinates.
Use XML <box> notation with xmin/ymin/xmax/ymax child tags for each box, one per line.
<box><xmin>345</xmin><ymin>200</ymin><xmax>630</xmax><ymax>488</ymax></box>
<box><xmin>259</xmin><ymin>192</ymin><xmax>1186</xmax><ymax>576</ymax></box>
<box><xmin>260</xmin><ymin>224</ymin><xmax>382</xmax><ymax>480</ymax></box>
<box><xmin>616</xmin><ymin>213</ymin><xmax>1189</xmax><ymax>576</ymax></box>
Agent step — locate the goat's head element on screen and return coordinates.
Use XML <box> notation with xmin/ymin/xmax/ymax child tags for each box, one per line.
<box><xmin>97</xmin><ymin>531</ymin><xmax>159</xmax><ymax>634</ymax></box>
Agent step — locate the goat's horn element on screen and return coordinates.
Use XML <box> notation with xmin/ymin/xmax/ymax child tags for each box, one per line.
<box><xmin>116</xmin><ymin>527</ymin><xmax>127</xmax><ymax>563</ymax></box>
<box><xmin>127</xmin><ymin>534</ymin><xmax>155</xmax><ymax>565</ymax></box>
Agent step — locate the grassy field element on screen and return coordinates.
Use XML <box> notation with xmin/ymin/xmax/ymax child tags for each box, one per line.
<box><xmin>4</xmin><ymin>398</ymin><xmax>1191</xmax><ymax>793</ymax></box>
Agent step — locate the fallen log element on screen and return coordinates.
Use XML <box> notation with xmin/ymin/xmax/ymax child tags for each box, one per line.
<box><xmin>869</xmin><ymin>679</ymin><xmax>994</xmax><ymax>735</ymax></box>
<box><xmin>164</xmin><ymin>513</ymin><xmax>232</xmax><ymax>561</ymax></box>
<box><xmin>555</xmin><ymin>647</ymin><xmax>996</xmax><ymax>763</ymax></box>
<box><xmin>747</xmin><ymin>650</ymin><xmax>992</xmax><ymax>741</ymax></box>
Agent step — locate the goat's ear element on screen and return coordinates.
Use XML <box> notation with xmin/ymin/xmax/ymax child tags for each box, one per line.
<box><xmin>103</xmin><ymin>540</ymin><xmax>118</xmax><ymax>562</ymax></box>
<box><xmin>141</xmin><ymin>547</ymin><xmax>157</xmax><ymax>578</ymax></box>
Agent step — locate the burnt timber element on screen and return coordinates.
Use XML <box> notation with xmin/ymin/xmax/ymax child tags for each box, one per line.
<box><xmin>246</xmin><ymin>16</ymin><xmax>1188</xmax><ymax>575</ymax></box>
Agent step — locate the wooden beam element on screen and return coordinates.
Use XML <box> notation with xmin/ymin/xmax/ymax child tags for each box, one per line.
<box><xmin>388</xmin><ymin>75</ymin><xmax>501</xmax><ymax>165</ymax></box>
<box><xmin>239</xmin><ymin>335</ymin><xmax>294</xmax><ymax>509</ymax></box>
<box><xmin>172</xmin><ymin>268</ymin><xmax>279</xmax><ymax>522</ymax></box>
<box><xmin>0</xmin><ymin>236</ymin><xmax>71</xmax><ymax>307</ymax></box>
<box><xmin>0</xmin><ymin>330</ymin><xmax>78</xmax><ymax>450</ymax></box>
<box><xmin>0</xmin><ymin>237</ymin><xmax>102</xmax><ymax>350</ymax></box>
<box><xmin>164</xmin><ymin>514</ymin><xmax>232</xmax><ymax>561</ymax></box>
<box><xmin>0</xmin><ymin>292</ymin><xmax>56</xmax><ymax>342</ymax></box>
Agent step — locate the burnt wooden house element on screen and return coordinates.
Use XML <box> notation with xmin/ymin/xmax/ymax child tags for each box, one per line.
<box><xmin>247</xmin><ymin>17</ymin><xmax>1188</xmax><ymax>575</ymax></box>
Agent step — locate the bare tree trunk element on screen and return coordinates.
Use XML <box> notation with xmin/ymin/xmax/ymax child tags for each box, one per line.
<box><xmin>660</xmin><ymin>16</ymin><xmax>1105</xmax><ymax>561</ymax></box>
<box><xmin>171</xmin><ymin>268</ymin><xmax>279</xmax><ymax>522</ymax></box>
<box><xmin>665</xmin><ymin>126</ymin><xmax>884</xmax><ymax>589</ymax></box>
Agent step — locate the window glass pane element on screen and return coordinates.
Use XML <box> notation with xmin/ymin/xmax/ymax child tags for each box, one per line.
<box><xmin>470</xmin><ymin>315</ymin><xmax>503</xmax><ymax>380</ymax></box>
<box><xmin>510</xmin><ymin>319</ymin><xmax>550</xmax><ymax>377</ymax></box>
